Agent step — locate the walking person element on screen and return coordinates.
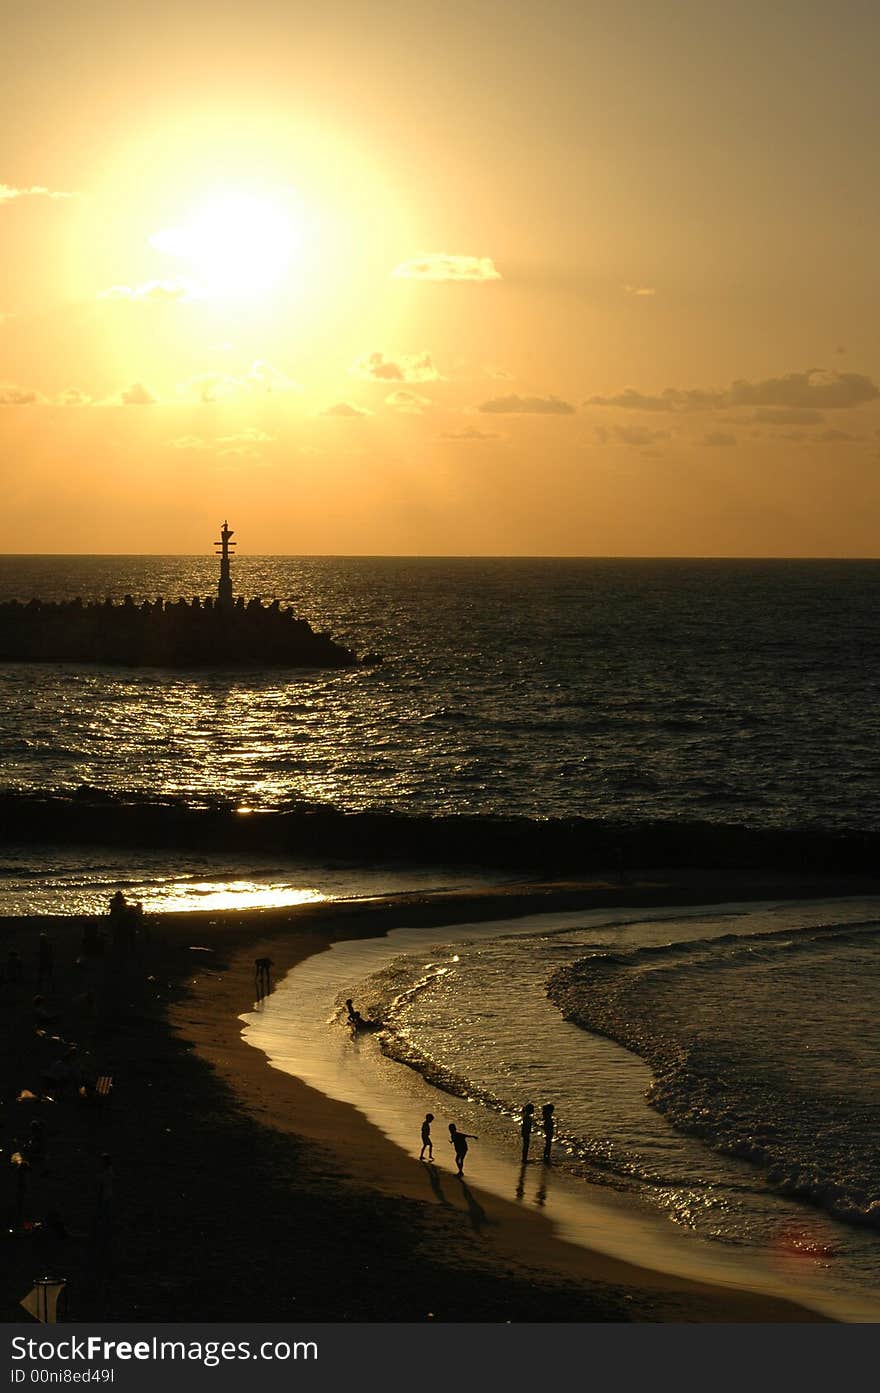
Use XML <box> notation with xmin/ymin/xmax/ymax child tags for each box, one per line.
<box><xmin>419</xmin><ymin>1113</ymin><xmax>435</xmax><ymax>1161</ymax></box>
<box><xmin>254</xmin><ymin>958</ymin><xmax>273</xmax><ymax>1001</ymax></box>
<box><xmin>448</xmin><ymin>1123</ymin><xmax>478</xmax><ymax>1177</ymax></box>
<box><xmin>541</xmin><ymin>1103</ymin><xmax>555</xmax><ymax>1162</ymax></box>
<box><xmin>520</xmin><ymin>1102</ymin><xmax>535</xmax><ymax>1163</ymax></box>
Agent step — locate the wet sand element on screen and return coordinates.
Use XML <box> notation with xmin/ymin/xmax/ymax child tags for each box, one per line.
<box><xmin>5</xmin><ymin>869</ymin><xmax>873</xmax><ymax>1323</ymax></box>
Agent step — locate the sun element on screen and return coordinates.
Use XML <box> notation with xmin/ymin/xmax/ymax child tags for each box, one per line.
<box><xmin>150</xmin><ymin>189</ymin><xmax>303</xmax><ymax>300</ymax></box>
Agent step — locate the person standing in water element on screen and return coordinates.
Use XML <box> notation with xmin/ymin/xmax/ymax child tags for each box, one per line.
<box><xmin>420</xmin><ymin>1113</ymin><xmax>435</xmax><ymax>1161</ymax></box>
<box><xmin>448</xmin><ymin>1123</ymin><xmax>478</xmax><ymax>1176</ymax></box>
<box><xmin>520</xmin><ymin>1102</ymin><xmax>535</xmax><ymax>1162</ymax></box>
<box><xmin>541</xmin><ymin>1103</ymin><xmax>555</xmax><ymax>1162</ymax></box>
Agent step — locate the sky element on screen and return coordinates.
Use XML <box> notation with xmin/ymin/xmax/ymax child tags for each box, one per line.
<box><xmin>2</xmin><ymin>0</ymin><xmax>879</xmax><ymax>555</ymax></box>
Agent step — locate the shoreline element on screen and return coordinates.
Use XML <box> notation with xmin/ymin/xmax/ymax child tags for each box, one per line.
<box><xmin>5</xmin><ymin>870</ymin><xmax>875</xmax><ymax>1322</ymax></box>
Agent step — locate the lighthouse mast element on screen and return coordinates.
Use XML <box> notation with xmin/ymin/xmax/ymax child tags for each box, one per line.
<box><xmin>215</xmin><ymin>521</ymin><xmax>236</xmax><ymax>609</ymax></box>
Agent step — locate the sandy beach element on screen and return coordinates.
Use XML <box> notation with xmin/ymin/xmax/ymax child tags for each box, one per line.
<box><xmin>6</xmin><ymin>870</ymin><xmax>877</xmax><ymax>1325</ymax></box>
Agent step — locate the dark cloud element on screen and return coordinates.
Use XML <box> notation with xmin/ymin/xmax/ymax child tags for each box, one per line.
<box><xmin>751</xmin><ymin>408</ymin><xmax>825</xmax><ymax>425</ymax></box>
<box><xmin>479</xmin><ymin>393</ymin><xmax>576</xmax><ymax>415</ymax></box>
<box><xmin>726</xmin><ymin>370</ymin><xmax>878</xmax><ymax>409</ymax></box>
<box><xmin>587</xmin><ymin>369</ymin><xmax>879</xmax><ymax>413</ymax></box>
<box><xmin>351</xmin><ymin>351</ymin><xmax>441</xmax><ymax>383</ymax></box>
<box><xmin>586</xmin><ymin>388</ymin><xmax>674</xmax><ymax>411</ymax></box>
<box><xmin>385</xmin><ymin>390</ymin><xmax>430</xmax><ymax>413</ymax></box>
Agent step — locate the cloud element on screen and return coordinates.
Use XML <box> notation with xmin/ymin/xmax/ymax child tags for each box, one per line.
<box><xmin>351</xmin><ymin>351</ymin><xmax>441</xmax><ymax>384</ymax></box>
<box><xmin>703</xmin><ymin>431</ymin><xmax>737</xmax><ymax>447</ymax></box>
<box><xmin>385</xmin><ymin>390</ymin><xmax>431</xmax><ymax>413</ymax></box>
<box><xmin>816</xmin><ymin>428</ymin><xmax>859</xmax><ymax>442</ymax></box>
<box><xmin>623</xmin><ymin>284</ymin><xmax>656</xmax><ymax>296</ymax></box>
<box><xmin>57</xmin><ymin>388</ymin><xmax>92</xmax><ymax>406</ymax></box>
<box><xmin>774</xmin><ymin>428</ymin><xmax>861</xmax><ymax>445</ymax></box>
<box><xmin>180</xmin><ymin>372</ymin><xmax>241</xmax><ymax>404</ymax></box>
<box><xmin>726</xmin><ymin>370</ymin><xmax>879</xmax><ymax>409</ymax></box>
<box><xmin>319</xmin><ymin>401</ymin><xmax>372</xmax><ymax>417</ymax></box>
<box><xmin>587</xmin><ymin>369</ymin><xmax>880</xmax><ymax>413</ymax></box>
<box><xmin>586</xmin><ymin>388</ymin><xmax>674</xmax><ymax>411</ymax></box>
<box><xmin>0</xmin><ymin>382</ymin><xmax>45</xmax><ymax>405</ymax></box>
<box><xmin>245</xmin><ymin>360</ymin><xmax>301</xmax><ymax>394</ymax></box>
<box><xmin>170</xmin><ymin>428</ymin><xmax>274</xmax><ymax>452</ymax></box>
<box><xmin>440</xmin><ymin>426</ymin><xmax>501</xmax><ymax>440</ymax></box>
<box><xmin>751</xmin><ymin>408</ymin><xmax>825</xmax><ymax>425</ymax></box>
<box><xmin>0</xmin><ymin>184</ymin><xmax>76</xmax><ymax>203</ymax></box>
<box><xmin>588</xmin><ymin>386</ymin><xmax>722</xmax><ymax>411</ymax></box>
<box><xmin>616</xmin><ymin>425</ymin><xmax>670</xmax><ymax>446</ymax></box>
<box><xmin>392</xmin><ymin>254</ymin><xmax>501</xmax><ymax>282</ymax></box>
<box><xmin>478</xmin><ymin>393</ymin><xmax>576</xmax><ymax>415</ymax></box>
<box><xmin>179</xmin><ymin>361</ymin><xmax>301</xmax><ymax>404</ymax></box>
<box><xmin>119</xmin><ymin>382</ymin><xmax>158</xmax><ymax>406</ymax></box>
<box><xmin>98</xmin><ymin>280</ymin><xmax>199</xmax><ymax>302</ymax></box>
<box><xmin>169</xmin><ymin>435</ymin><xmax>211</xmax><ymax>451</ymax></box>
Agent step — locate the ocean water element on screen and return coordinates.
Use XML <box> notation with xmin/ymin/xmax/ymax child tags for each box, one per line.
<box><xmin>0</xmin><ymin>842</ymin><xmax>500</xmax><ymax>916</ymax></box>
<box><xmin>246</xmin><ymin>896</ymin><xmax>880</xmax><ymax>1320</ymax></box>
<box><xmin>1</xmin><ymin>555</ymin><xmax>879</xmax><ymax>827</ymax></box>
<box><xmin>3</xmin><ymin>555</ymin><xmax>880</xmax><ymax>1314</ymax></box>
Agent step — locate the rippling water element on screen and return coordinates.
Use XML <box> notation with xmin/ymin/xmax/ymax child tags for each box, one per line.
<box><xmin>4</xmin><ymin>556</ymin><xmax>878</xmax><ymax>1314</ymax></box>
<box><xmin>0</xmin><ymin>842</ymin><xmax>498</xmax><ymax>915</ymax></box>
<box><xmin>347</xmin><ymin>897</ymin><xmax>880</xmax><ymax>1316</ymax></box>
<box><xmin>2</xmin><ymin>555</ymin><xmax>879</xmax><ymax>827</ymax></box>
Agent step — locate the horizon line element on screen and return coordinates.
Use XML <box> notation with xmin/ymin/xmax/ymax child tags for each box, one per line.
<box><xmin>1</xmin><ymin>551</ymin><xmax>879</xmax><ymax>563</ymax></box>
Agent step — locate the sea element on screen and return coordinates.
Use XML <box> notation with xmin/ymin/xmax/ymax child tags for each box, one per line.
<box><xmin>2</xmin><ymin>555</ymin><xmax>879</xmax><ymax>1317</ymax></box>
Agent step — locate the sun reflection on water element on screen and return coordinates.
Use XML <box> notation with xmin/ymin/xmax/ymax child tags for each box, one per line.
<box><xmin>139</xmin><ymin>880</ymin><xmax>326</xmax><ymax>913</ymax></box>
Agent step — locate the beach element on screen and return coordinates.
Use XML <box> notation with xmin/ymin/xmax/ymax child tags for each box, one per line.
<box><xmin>7</xmin><ymin>871</ymin><xmax>879</xmax><ymax>1324</ymax></box>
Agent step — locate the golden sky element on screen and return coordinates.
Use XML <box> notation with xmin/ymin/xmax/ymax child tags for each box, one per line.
<box><xmin>2</xmin><ymin>1</ymin><xmax>879</xmax><ymax>555</ymax></box>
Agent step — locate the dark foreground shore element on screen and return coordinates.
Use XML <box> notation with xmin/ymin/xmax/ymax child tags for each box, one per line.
<box><xmin>4</xmin><ymin>869</ymin><xmax>873</xmax><ymax>1324</ymax></box>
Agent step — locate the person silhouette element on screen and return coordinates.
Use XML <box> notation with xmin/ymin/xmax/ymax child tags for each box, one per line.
<box><xmin>520</xmin><ymin>1102</ymin><xmax>535</xmax><ymax>1162</ymax></box>
<box><xmin>254</xmin><ymin>958</ymin><xmax>273</xmax><ymax>1001</ymax></box>
<box><xmin>541</xmin><ymin>1103</ymin><xmax>555</xmax><ymax>1162</ymax></box>
<box><xmin>345</xmin><ymin>998</ymin><xmax>367</xmax><ymax>1031</ymax></box>
<box><xmin>420</xmin><ymin>1113</ymin><xmax>435</xmax><ymax>1161</ymax></box>
<box><xmin>448</xmin><ymin>1123</ymin><xmax>478</xmax><ymax>1177</ymax></box>
<box><xmin>108</xmin><ymin>892</ymin><xmax>129</xmax><ymax>951</ymax></box>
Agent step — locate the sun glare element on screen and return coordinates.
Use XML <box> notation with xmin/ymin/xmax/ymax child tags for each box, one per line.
<box><xmin>150</xmin><ymin>190</ymin><xmax>303</xmax><ymax>300</ymax></box>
